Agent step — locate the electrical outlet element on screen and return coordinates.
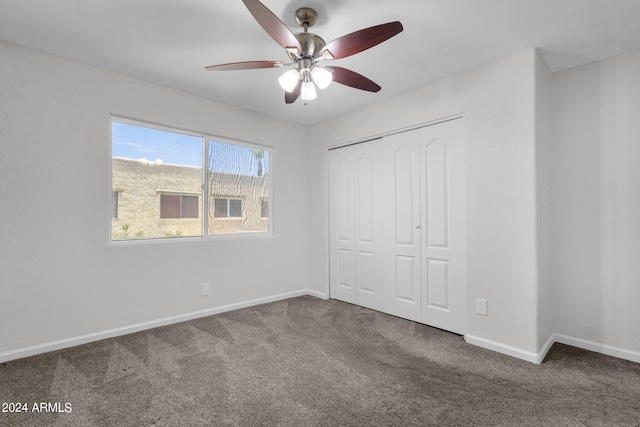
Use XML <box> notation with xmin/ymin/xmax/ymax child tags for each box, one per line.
<box><xmin>201</xmin><ymin>283</ymin><xmax>210</xmax><ymax>296</ymax></box>
<box><xmin>476</xmin><ymin>299</ymin><xmax>488</xmax><ymax>316</ymax></box>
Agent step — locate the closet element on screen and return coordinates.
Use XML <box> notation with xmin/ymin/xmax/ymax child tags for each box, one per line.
<box><xmin>329</xmin><ymin>118</ymin><xmax>466</xmax><ymax>334</ymax></box>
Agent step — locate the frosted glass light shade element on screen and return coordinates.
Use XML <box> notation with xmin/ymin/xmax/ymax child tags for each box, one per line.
<box><xmin>278</xmin><ymin>69</ymin><xmax>300</xmax><ymax>92</ymax></box>
<box><xmin>311</xmin><ymin>67</ymin><xmax>332</xmax><ymax>89</ymax></box>
<box><xmin>301</xmin><ymin>81</ymin><xmax>317</xmax><ymax>101</ymax></box>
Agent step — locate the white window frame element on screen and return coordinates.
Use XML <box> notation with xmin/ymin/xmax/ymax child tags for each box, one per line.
<box><xmin>110</xmin><ymin>116</ymin><xmax>274</xmax><ymax>243</ymax></box>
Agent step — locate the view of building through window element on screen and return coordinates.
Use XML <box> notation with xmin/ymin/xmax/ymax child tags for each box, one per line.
<box><xmin>206</xmin><ymin>140</ymin><xmax>269</xmax><ymax>235</ymax></box>
<box><xmin>111</xmin><ymin>120</ymin><xmax>271</xmax><ymax>240</ymax></box>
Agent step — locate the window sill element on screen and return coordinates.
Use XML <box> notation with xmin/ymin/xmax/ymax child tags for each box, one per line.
<box><xmin>109</xmin><ymin>231</ymin><xmax>273</xmax><ymax>246</ymax></box>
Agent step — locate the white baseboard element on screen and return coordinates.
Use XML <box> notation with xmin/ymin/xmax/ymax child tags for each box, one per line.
<box><xmin>464</xmin><ymin>334</ymin><xmax>550</xmax><ymax>364</ymax></box>
<box><xmin>465</xmin><ymin>332</ymin><xmax>640</xmax><ymax>365</ymax></box>
<box><xmin>306</xmin><ymin>289</ymin><xmax>329</xmax><ymax>300</ymax></box>
<box><xmin>537</xmin><ymin>334</ymin><xmax>556</xmax><ymax>363</ymax></box>
<box><xmin>5</xmin><ymin>294</ymin><xmax>638</xmax><ymax>366</ymax></box>
<box><xmin>0</xmin><ymin>289</ymin><xmax>322</xmax><ymax>364</ymax></box>
<box><xmin>554</xmin><ymin>333</ymin><xmax>640</xmax><ymax>364</ymax></box>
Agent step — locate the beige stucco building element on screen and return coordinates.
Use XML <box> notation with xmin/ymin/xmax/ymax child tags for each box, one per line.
<box><xmin>112</xmin><ymin>158</ymin><xmax>268</xmax><ymax>239</ymax></box>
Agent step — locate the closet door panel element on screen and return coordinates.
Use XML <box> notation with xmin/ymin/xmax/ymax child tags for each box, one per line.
<box><xmin>329</xmin><ymin>148</ymin><xmax>356</xmax><ymax>303</ymax></box>
<box><xmin>426</xmin><ymin>258</ymin><xmax>449</xmax><ymax>309</ymax></box>
<box><xmin>358</xmin><ymin>251</ymin><xmax>375</xmax><ymax>294</ymax></box>
<box><xmin>395</xmin><ymin>255</ymin><xmax>418</xmax><ymax>302</ymax></box>
<box><xmin>421</xmin><ymin>119</ymin><xmax>466</xmax><ymax>334</ymax></box>
<box><xmin>383</xmin><ymin>130</ymin><xmax>422</xmax><ymax>322</ymax></box>
<box><xmin>356</xmin><ymin>153</ymin><xmax>374</xmax><ymax>242</ymax></box>
<box><xmin>394</xmin><ymin>146</ymin><xmax>417</xmax><ymax>246</ymax></box>
<box><xmin>354</xmin><ymin>141</ymin><xmax>384</xmax><ymax>310</ymax></box>
<box><xmin>425</xmin><ymin>141</ymin><xmax>449</xmax><ymax>248</ymax></box>
<box><xmin>337</xmin><ymin>249</ymin><xmax>354</xmax><ymax>289</ymax></box>
<box><xmin>329</xmin><ymin>140</ymin><xmax>384</xmax><ymax>310</ymax></box>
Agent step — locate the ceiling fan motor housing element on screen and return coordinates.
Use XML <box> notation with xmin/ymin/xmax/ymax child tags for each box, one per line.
<box><xmin>290</xmin><ymin>32</ymin><xmax>326</xmax><ymax>60</ymax></box>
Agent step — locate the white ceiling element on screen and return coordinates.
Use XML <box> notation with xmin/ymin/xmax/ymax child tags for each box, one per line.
<box><xmin>2</xmin><ymin>0</ymin><xmax>640</xmax><ymax>125</ymax></box>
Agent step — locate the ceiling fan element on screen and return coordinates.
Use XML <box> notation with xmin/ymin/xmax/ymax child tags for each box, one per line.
<box><xmin>205</xmin><ymin>0</ymin><xmax>403</xmax><ymax>104</ymax></box>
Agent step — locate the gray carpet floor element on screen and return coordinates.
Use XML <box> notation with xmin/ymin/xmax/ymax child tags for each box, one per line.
<box><xmin>1</xmin><ymin>295</ymin><xmax>639</xmax><ymax>426</ymax></box>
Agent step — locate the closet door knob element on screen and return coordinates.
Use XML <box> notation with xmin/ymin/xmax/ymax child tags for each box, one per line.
<box><xmin>415</xmin><ymin>225</ymin><xmax>421</xmax><ymax>229</ymax></box>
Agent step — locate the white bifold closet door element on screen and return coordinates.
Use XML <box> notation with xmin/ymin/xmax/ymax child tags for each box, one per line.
<box><xmin>328</xmin><ymin>140</ymin><xmax>385</xmax><ymax>311</ymax></box>
<box><xmin>419</xmin><ymin>120</ymin><xmax>466</xmax><ymax>334</ymax></box>
<box><xmin>383</xmin><ymin>130</ymin><xmax>422</xmax><ymax>322</ymax></box>
<box><xmin>329</xmin><ymin>118</ymin><xmax>465</xmax><ymax>335</ymax></box>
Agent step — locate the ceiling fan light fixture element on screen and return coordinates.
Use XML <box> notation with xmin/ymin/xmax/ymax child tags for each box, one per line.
<box><xmin>311</xmin><ymin>66</ymin><xmax>332</xmax><ymax>90</ymax></box>
<box><xmin>301</xmin><ymin>80</ymin><xmax>317</xmax><ymax>101</ymax></box>
<box><xmin>278</xmin><ymin>69</ymin><xmax>300</xmax><ymax>92</ymax></box>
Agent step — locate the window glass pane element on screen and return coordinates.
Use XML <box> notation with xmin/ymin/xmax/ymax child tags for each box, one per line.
<box><xmin>181</xmin><ymin>196</ymin><xmax>199</xmax><ymax>219</ymax></box>
<box><xmin>261</xmin><ymin>200</ymin><xmax>268</xmax><ymax>219</ymax></box>
<box><xmin>214</xmin><ymin>198</ymin><xmax>227</xmax><ymax>218</ymax></box>
<box><xmin>207</xmin><ymin>141</ymin><xmax>270</xmax><ymax>235</ymax></box>
<box><xmin>112</xmin><ymin>121</ymin><xmax>202</xmax><ymax>240</ymax></box>
<box><xmin>229</xmin><ymin>199</ymin><xmax>242</xmax><ymax>218</ymax></box>
<box><xmin>160</xmin><ymin>194</ymin><xmax>181</xmax><ymax>218</ymax></box>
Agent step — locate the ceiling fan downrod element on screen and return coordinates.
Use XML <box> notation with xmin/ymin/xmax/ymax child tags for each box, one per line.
<box><xmin>285</xmin><ymin>8</ymin><xmax>329</xmax><ymax>103</ymax></box>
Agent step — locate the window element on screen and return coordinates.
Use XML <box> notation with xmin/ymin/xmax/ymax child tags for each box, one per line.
<box><xmin>160</xmin><ymin>194</ymin><xmax>199</xmax><ymax>219</ymax></box>
<box><xmin>213</xmin><ymin>198</ymin><xmax>242</xmax><ymax>218</ymax></box>
<box><xmin>111</xmin><ymin>118</ymin><xmax>272</xmax><ymax>241</ymax></box>
<box><xmin>207</xmin><ymin>140</ymin><xmax>270</xmax><ymax>235</ymax></box>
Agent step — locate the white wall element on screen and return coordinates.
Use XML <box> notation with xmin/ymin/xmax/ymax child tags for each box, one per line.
<box><xmin>0</xmin><ymin>40</ymin><xmax>309</xmax><ymax>358</ymax></box>
<box><xmin>309</xmin><ymin>49</ymin><xmax>543</xmax><ymax>356</ymax></box>
<box><xmin>535</xmin><ymin>52</ymin><xmax>555</xmax><ymax>351</ymax></box>
<box><xmin>554</xmin><ymin>49</ymin><xmax>640</xmax><ymax>355</ymax></box>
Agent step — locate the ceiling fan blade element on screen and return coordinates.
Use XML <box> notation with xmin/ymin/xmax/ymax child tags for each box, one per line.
<box><xmin>242</xmin><ymin>0</ymin><xmax>302</xmax><ymax>53</ymax></box>
<box><xmin>325</xmin><ymin>66</ymin><xmax>381</xmax><ymax>92</ymax></box>
<box><xmin>285</xmin><ymin>80</ymin><xmax>302</xmax><ymax>104</ymax></box>
<box><xmin>205</xmin><ymin>60</ymin><xmax>284</xmax><ymax>71</ymax></box>
<box><xmin>319</xmin><ymin>21</ymin><xmax>403</xmax><ymax>60</ymax></box>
